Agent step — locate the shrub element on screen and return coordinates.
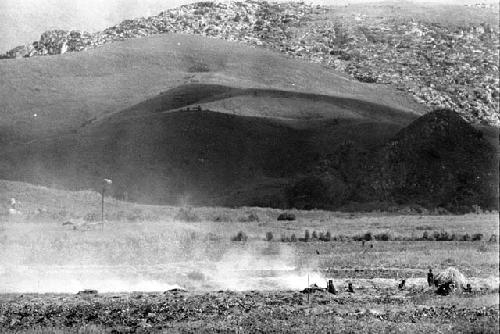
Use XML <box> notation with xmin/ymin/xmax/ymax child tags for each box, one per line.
<box><xmin>280</xmin><ymin>234</ymin><xmax>287</xmax><ymax>242</ymax></box>
<box><xmin>422</xmin><ymin>231</ymin><xmax>430</xmax><ymax>240</ymax></box>
<box><xmin>231</xmin><ymin>231</ymin><xmax>248</xmax><ymax>242</ymax></box>
<box><xmin>472</xmin><ymin>233</ymin><xmax>483</xmax><ymax>241</ymax></box>
<box><xmin>461</xmin><ymin>233</ymin><xmax>471</xmax><ymax>241</ymax></box>
<box><xmin>416</xmin><ymin>225</ymin><xmax>433</xmax><ymax>230</ymax></box>
<box><xmin>374</xmin><ymin>232</ymin><xmax>392</xmax><ymax>241</ymax></box>
<box><xmin>437</xmin><ymin>231</ymin><xmax>450</xmax><ymax>241</ymax></box>
<box><xmin>277</xmin><ymin>212</ymin><xmax>296</xmax><ymax>221</ymax></box>
<box><xmin>265</xmin><ymin>232</ymin><xmax>274</xmax><ymax>241</ymax></box>
<box><xmin>363</xmin><ymin>232</ymin><xmax>373</xmax><ymax>241</ymax></box>
<box><xmin>290</xmin><ymin>234</ymin><xmax>297</xmax><ymax>242</ymax></box>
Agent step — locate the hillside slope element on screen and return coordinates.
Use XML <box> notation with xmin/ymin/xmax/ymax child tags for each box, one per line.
<box><xmin>0</xmin><ymin>33</ymin><xmax>424</xmax><ymax>144</ymax></box>
<box><xmin>365</xmin><ymin>109</ymin><xmax>499</xmax><ymax>212</ymax></box>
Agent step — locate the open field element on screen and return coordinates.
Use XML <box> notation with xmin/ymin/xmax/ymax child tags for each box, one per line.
<box><xmin>0</xmin><ymin>208</ymin><xmax>499</xmax><ymax>332</ymax></box>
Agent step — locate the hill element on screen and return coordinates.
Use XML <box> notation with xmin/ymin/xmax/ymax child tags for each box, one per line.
<box><xmin>0</xmin><ymin>33</ymin><xmax>423</xmax><ymax>144</ymax></box>
<box><xmin>364</xmin><ymin>109</ymin><xmax>499</xmax><ymax>212</ymax></box>
<box><xmin>0</xmin><ymin>34</ymin><xmax>497</xmax><ymax>212</ymax></box>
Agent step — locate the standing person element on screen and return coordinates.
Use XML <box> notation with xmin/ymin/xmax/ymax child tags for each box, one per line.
<box><xmin>427</xmin><ymin>268</ymin><xmax>434</xmax><ymax>287</ymax></box>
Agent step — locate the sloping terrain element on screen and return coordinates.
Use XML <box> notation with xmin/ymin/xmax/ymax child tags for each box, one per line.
<box><xmin>0</xmin><ymin>34</ymin><xmax>497</xmax><ymax>211</ymax></box>
<box><xmin>0</xmin><ymin>33</ymin><xmax>423</xmax><ymax>144</ymax></box>
<box><xmin>366</xmin><ymin>109</ymin><xmax>499</xmax><ymax>212</ymax></box>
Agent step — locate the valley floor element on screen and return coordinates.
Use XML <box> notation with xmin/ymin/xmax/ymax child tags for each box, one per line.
<box><xmin>0</xmin><ymin>202</ymin><xmax>498</xmax><ymax>332</ymax></box>
<box><xmin>0</xmin><ymin>289</ymin><xmax>498</xmax><ymax>333</ymax></box>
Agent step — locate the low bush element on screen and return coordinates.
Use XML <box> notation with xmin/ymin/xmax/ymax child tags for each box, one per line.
<box><xmin>374</xmin><ymin>232</ymin><xmax>392</xmax><ymax>241</ymax></box>
<box><xmin>304</xmin><ymin>230</ymin><xmax>310</xmax><ymax>242</ymax></box>
<box><xmin>231</xmin><ymin>231</ymin><xmax>248</xmax><ymax>242</ymax></box>
<box><xmin>265</xmin><ymin>231</ymin><xmax>273</xmax><ymax>241</ymax></box>
<box><xmin>461</xmin><ymin>233</ymin><xmax>471</xmax><ymax>241</ymax></box>
<box><xmin>472</xmin><ymin>233</ymin><xmax>483</xmax><ymax>241</ymax></box>
<box><xmin>416</xmin><ymin>225</ymin><xmax>433</xmax><ymax>230</ymax></box>
<box><xmin>277</xmin><ymin>212</ymin><xmax>296</xmax><ymax>221</ymax></box>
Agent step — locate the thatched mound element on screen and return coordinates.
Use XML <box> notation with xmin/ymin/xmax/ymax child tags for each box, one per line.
<box><xmin>435</xmin><ymin>267</ymin><xmax>467</xmax><ymax>287</ymax></box>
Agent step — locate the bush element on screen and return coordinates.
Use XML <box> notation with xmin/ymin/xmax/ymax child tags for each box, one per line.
<box><xmin>472</xmin><ymin>233</ymin><xmax>483</xmax><ymax>241</ymax></box>
<box><xmin>277</xmin><ymin>212</ymin><xmax>296</xmax><ymax>221</ymax></box>
<box><xmin>374</xmin><ymin>232</ymin><xmax>392</xmax><ymax>241</ymax></box>
<box><xmin>363</xmin><ymin>232</ymin><xmax>373</xmax><ymax>241</ymax></box>
<box><xmin>265</xmin><ymin>232</ymin><xmax>273</xmax><ymax>241</ymax></box>
<box><xmin>290</xmin><ymin>234</ymin><xmax>297</xmax><ymax>242</ymax></box>
<box><xmin>422</xmin><ymin>231</ymin><xmax>430</xmax><ymax>240</ymax></box>
<box><xmin>416</xmin><ymin>225</ymin><xmax>433</xmax><ymax>230</ymax></box>
<box><xmin>231</xmin><ymin>231</ymin><xmax>248</xmax><ymax>242</ymax></box>
<box><xmin>461</xmin><ymin>233</ymin><xmax>471</xmax><ymax>241</ymax></box>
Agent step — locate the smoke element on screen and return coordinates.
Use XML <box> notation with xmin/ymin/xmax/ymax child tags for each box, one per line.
<box><xmin>0</xmin><ymin>221</ymin><xmax>327</xmax><ymax>294</ymax></box>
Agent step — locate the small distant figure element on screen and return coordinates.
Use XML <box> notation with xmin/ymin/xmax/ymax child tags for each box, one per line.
<box><xmin>362</xmin><ymin>240</ymin><xmax>365</xmax><ymax>247</ymax></box>
<box><xmin>347</xmin><ymin>283</ymin><xmax>354</xmax><ymax>293</ymax></box>
<box><xmin>370</xmin><ymin>244</ymin><xmax>374</xmax><ymax>248</ymax></box>
<box><xmin>464</xmin><ymin>283</ymin><xmax>472</xmax><ymax>293</ymax></box>
<box><xmin>196</xmin><ymin>105</ymin><xmax>202</xmax><ymax>111</ymax></box>
<box><xmin>427</xmin><ymin>269</ymin><xmax>434</xmax><ymax>287</ymax></box>
<box><xmin>398</xmin><ymin>279</ymin><xmax>406</xmax><ymax>290</ymax></box>
<box><xmin>327</xmin><ymin>280</ymin><xmax>337</xmax><ymax>294</ymax></box>
<box><xmin>434</xmin><ymin>279</ymin><xmax>439</xmax><ymax>288</ymax></box>
<box><xmin>316</xmin><ymin>250</ymin><xmax>320</xmax><ymax>255</ymax></box>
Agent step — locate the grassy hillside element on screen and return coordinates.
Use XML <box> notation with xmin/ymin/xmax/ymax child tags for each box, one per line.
<box><xmin>0</xmin><ymin>33</ymin><xmax>425</xmax><ymax>144</ymax></box>
<box><xmin>0</xmin><ymin>34</ymin><xmax>496</xmax><ymax>211</ymax></box>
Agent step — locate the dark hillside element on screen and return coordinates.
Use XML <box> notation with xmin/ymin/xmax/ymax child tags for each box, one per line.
<box><xmin>366</xmin><ymin>109</ymin><xmax>499</xmax><ymax>212</ymax></box>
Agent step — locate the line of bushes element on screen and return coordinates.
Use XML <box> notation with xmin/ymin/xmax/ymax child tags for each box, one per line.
<box><xmin>264</xmin><ymin>230</ymin><xmax>498</xmax><ymax>243</ymax></box>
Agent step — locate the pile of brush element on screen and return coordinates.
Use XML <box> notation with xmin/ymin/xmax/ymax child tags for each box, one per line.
<box><xmin>434</xmin><ymin>267</ymin><xmax>467</xmax><ymax>295</ymax></box>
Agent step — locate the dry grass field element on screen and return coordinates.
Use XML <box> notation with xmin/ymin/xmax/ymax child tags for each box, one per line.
<box><xmin>0</xmin><ymin>206</ymin><xmax>498</xmax><ymax>333</ymax></box>
<box><xmin>0</xmin><ymin>181</ymin><xmax>498</xmax><ymax>332</ymax></box>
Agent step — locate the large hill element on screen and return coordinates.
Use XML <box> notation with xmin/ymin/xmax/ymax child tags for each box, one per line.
<box><xmin>0</xmin><ymin>33</ymin><xmax>423</xmax><ymax>144</ymax></box>
<box><xmin>0</xmin><ymin>33</ymin><xmax>497</xmax><ymax>212</ymax></box>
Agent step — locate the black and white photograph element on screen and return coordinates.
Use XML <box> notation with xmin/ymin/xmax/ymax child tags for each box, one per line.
<box><xmin>0</xmin><ymin>0</ymin><xmax>498</xmax><ymax>332</ymax></box>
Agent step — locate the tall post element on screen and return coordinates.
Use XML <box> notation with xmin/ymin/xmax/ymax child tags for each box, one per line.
<box><xmin>101</xmin><ymin>179</ymin><xmax>112</xmax><ymax>230</ymax></box>
<box><xmin>101</xmin><ymin>186</ymin><xmax>105</xmax><ymax>223</ymax></box>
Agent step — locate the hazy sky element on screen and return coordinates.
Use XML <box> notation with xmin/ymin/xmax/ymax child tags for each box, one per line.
<box><xmin>0</xmin><ymin>0</ymin><xmax>495</xmax><ymax>52</ymax></box>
